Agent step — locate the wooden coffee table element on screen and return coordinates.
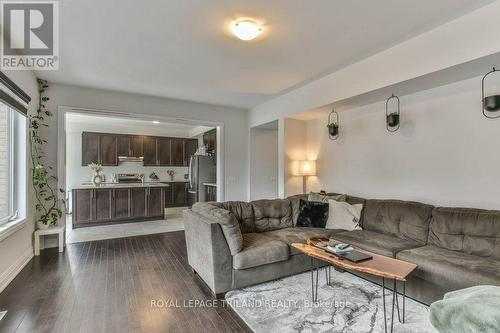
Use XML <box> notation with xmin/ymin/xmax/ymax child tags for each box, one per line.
<box><xmin>292</xmin><ymin>237</ymin><xmax>417</xmax><ymax>333</ymax></box>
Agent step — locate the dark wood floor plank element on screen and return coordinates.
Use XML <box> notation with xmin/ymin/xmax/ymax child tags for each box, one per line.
<box><xmin>0</xmin><ymin>231</ymin><xmax>252</xmax><ymax>333</ymax></box>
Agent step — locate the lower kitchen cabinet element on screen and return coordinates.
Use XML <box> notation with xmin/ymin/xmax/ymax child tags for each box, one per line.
<box><xmin>173</xmin><ymin>182</ymin><xmax>188</xmax><ymax>206</ymax></box>
<box><xmin>130</xmin><ymin>188</ymin><xmax>147</xmax><ymax>218</ymax></box>
<box><xmin>94</xmin><ymin>189</ymin><xmax>112</xmax><ymax>221</ymax></box>
<box><xmin>72</xmin><ymin>183</ymin><xmax>189</xmax><ymax>228</ymax></box>
<box><xmin>147</xmin><ymin>187</ymin><xmax>163</xmax><ymax>217</ymax></box>
<box><xmin>113</xmin><ymin>188</ymin><xmax>130</xmax><ymax>219</ymax></box>
<box><xmin>73</xmin><ymin>189</ymin><xmax>93</xmax><ymax>224</ymax></box>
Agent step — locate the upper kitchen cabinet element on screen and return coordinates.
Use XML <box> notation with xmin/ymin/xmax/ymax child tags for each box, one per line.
<box><xmin>157</xmin><ymin>138</ymin><xmax>172</xmax><ymax>166</ymax></box>
<box><xmin>81</xmin><ymin>132</ymin><xmax>100</xmax><ymax>165</ymax></box>
<box><xmin>82</xmin><ymin>131</ymin><xmax>197</xmax><ymax>167</ymax></box>
<box><xmin>82</xmin><ymin>132</ymin><xmax>118</xmax><ymax>166</ymax></box>
<box><xmin>143</xmin><ymin>136</ymin><xmax>157</xmax><ymax>166</ymax></box>
<box><xmin>170</xmin><ymin>138</ymin><xmax>184</xmax><ymax>166</ymax></box>
<box><xmin>100</xmin><ymin>134</ymin><xmax>118</xmax><ymax>166</ymax></box>
<box><xmin>184</xmin><ymin>139</ymin><xmax>198</xmax><ymax>166</ymax></box>
<box><xmin>118</xmin><ymin>135</ymin><xmax>144</xmax><ymax>158</ymax></box>
<box><xmin>203</xmin><ymin>129</ymin><xmax>216</xmax><ymax>154</ymax></box>
<box><xmin>130</xmin><ymin>136</ymin><xmax>144</xmax><ymax>158</ymax></box>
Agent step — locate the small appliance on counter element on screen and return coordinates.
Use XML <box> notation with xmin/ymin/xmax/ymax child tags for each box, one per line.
<box><xmin>115</xmin><ymin>173</ymin><xmax>144</xmax><ymax>183</ymax></box>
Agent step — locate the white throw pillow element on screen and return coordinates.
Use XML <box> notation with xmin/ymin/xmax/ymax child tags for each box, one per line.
<box><xmin>325</xmin><ymin>200</ymin><xmax>363</xmax><ymax>231</ymax></box>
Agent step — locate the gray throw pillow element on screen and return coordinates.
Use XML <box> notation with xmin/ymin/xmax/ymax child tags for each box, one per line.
<box><xmin>308</xmin><ymin>192</ymin><xmax>347</xmax><ymax>203</ymax></box>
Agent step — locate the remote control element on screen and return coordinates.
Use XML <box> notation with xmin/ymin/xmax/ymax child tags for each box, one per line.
<box><xmin>337</xmin><ymin>243</ymin><xmax>351</xmax><ymax>250</ymax></box>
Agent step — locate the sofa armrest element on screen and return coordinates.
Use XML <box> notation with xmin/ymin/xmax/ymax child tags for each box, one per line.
<box><xmin>191</xmin><ymin>202</ymin><xmax>243</xmax><ymax>254</ymax></box>
<box><xmin>184</xmin><ymin>209</ymin><xmax>233</xmax><ymax>294</ymax></box>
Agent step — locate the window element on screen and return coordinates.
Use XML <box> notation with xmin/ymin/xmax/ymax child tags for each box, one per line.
<box><xmin>0</xmin><ymin>73</ymin><xmax>29</xmax><ymax>226</ymax></box>
<box><xmin>0</xmin><ymin>100</ymin><xmax>13</xmax><ymax>222</ymax></box>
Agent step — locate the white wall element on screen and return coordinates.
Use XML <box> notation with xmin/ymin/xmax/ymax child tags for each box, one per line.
<box><xmin>250</xmin><ymin>128</ymin><xmax>278</xmax><ymax>200</ymax></box>
<box><xmin>46</xmin><ymin>83</ymin><xmax>248</xmax><ymax>201</ymax></box>
<box><xmin>307</xmin><ymin>75</ymin><xmax>500</xmax><ymax>210</ymax></box>
<box><xmin>283</xmin><ymin>118</ymin><xmax>308</xmax><ymax>197</ymax></box>
<box><xmin>0</xmin><ymin>71</ymin><xmax>39</xmax><ymax>293</ymax></box>
<box><xmin>250</xmin><ymin>1</ymin><xmax>500</xmax><ymax>127</ymax></box>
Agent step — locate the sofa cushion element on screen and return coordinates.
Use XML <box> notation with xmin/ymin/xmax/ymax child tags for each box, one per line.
<box><xmin>233</xmin><ymin>233</ymin><xmax>289</xmax><ymax>270</ymax></box>
<box><xmin>362</xmin><ymin>199</ymin><xmax>434</xmax><ymax>244</ymax></box>
<box><xmin>287</xmin><ymin>194</ymin><xmax>308</xmax><ymax>226</ymax></box>
<box><xmin>327</xmin><ymin>193</ymin><xmax>366</xmax><ymax>206</ymax></box>
<box><xmin>332</xmin><ymin>229</ymin><xmax>423</xmax><ymax>257</ymax></box>
<box><xmin>429</xmin><ymin>207</ymin><xmax>500</xmax><ymax>258</ymax></box>
<box><xmin>212</xmin><ymin>201</ymin><xmax>255</xmax><ymax>233</ymax></box>
<box><xmin>396</xmin><ymin>245</ymin><xmax>500</xmax><ymax>290</ymax></box>
<box><xmin>191</xmin><ymin>202</ymin><xmax>243</xmax><ymax>255</ymax></box>
<box><xmin>262</xmin><ymin>227</ymin><xmax>341</xmax><ymax>255</ymax></box>
<box><xmin>296</xmin><ymin>199</ymin><xmax>329</xmax><ymax>228</ymax></box>
<box><xmin>251</xmin><ymin>199</ymin><xmax>293</xmax><ymax>232</ymax></box>
<box><xmin>308</xmin><ymin>192</ymin><xmax>346</xmax><ymax>203</ymax></box>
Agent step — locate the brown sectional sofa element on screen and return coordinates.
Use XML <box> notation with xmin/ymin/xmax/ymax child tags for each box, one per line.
<box><xmin>184</xmin><ymin>194</ymin><xmax>500</xmax><ymax>305</ymax></box>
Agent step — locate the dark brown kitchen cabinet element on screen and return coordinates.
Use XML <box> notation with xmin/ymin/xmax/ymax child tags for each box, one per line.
<box><xmin>157</xmin><ymin>138</ymin><xmax>171</xmax><ymax>166</ymax></box>
<box><xmin>184</xmin><ymin>139</ymin><xmax>198</xmax><ymax>166</ymax></box>
<box><xmin>143</xmin><ymin>136</ymin><xmax>157</xmax><ymax>166</ymax></box>
<box><xmin>82</xmin><ymin>132</ymin><xmax>100</xmax><ymax>165</ymax></box>
<box><xmin>130</xmin><ymin>136</ymin><xmax>144</xmax><ymax>157</ymax></box>
<box><xmin>205</xmin><ymin>185</ymin><xmax>217</xmax><ymax>202</ymax></box>
<box><xmin>203</xmin><ymin>129</ymin><xmax>216</xmax><ymax>154</ymax></box>
<box><xmin>130</xmin><ymin>188</ymin><xmax>147</xmax><ymax>218</ymax></box>
<box><xmin>118</xmin><ymin>135</ymin><xmax>143</xmax><ymax>158</ymax></box>
<box><xmin>94</xmin><ymin>189</ymin><xmax>112</xmax><ymax>221</ymax></box>
<box><xmin>170</xmin><ymin>138</ymin><xmax>184</xmax><ymax>166</ymax></box>
<box><xmin>163</xmin><ymin>186</ymin><xmax>173</xmax><ymax>206</ymax></box>
<box><xmin>82</xmin><ymin>132</ymin><xmax>205</xmax><ymax>167</ymax></box>
<box><xmin>173</xmin><ymin>182</ymin><xmax>188</xmax><ymax>205</ymax></box>
<box><xmin>99</xmin><ymin>135</ymin><xmax>118</xmax><ymax>166</ymax></box>
<box><xmin>117</xmin><ymin>136</ymin><xmax>130</xmax><ymax>157</ymax></box>
<box><xmin>147</xmin><ymin>187</ymin><xmax>163</xmax><ymax>217</ymax></box>
<box><xmin>113</xmin><ymin>188</ymin><xmax>130</xmax><ymax>219</ymax></box>
<box><xmin>73</xmin><ymin>189</ymin><xmax>93</xmax><ymax>223</ymax></box>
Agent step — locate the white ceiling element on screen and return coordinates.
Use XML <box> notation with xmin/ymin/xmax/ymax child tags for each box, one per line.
<box><xmin>66</xmin><ymin>113</ymin><xmax>213</xmax><ymax>137</ymax></box>
<box><xmin>38</xmin><ymin>0</ymin><xmax>496</xmax><ymax>109</ymax></box>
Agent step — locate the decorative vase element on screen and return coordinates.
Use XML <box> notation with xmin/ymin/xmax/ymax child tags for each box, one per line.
<box><xmin>329</xmin><ymin>126</ymin><xmax>339</xmax><ymax>137</ymax></box>
<box><xmin>484</xmin><ymin>95</ymin><xmax>500</xmax><ymax>112</ymax></box>
<box><xmin>92</xmin><ymin>172</ymin><xmax>103</xmax><ymax>186</ymax></box>
<box><xmin>387</xmin><ymin>114</ymin><xmax>400</xmax><ymax>127</ymax></box>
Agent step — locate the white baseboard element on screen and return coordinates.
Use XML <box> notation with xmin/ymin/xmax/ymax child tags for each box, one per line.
<box><xmin>0</xmin><ymin>248</ymin><xmax>33</xmax><ymax>294</ymax></box>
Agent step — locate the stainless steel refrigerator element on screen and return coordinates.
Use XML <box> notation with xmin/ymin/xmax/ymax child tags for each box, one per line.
<box><xmin>187</xmin><ymin>155</ymin><xmax>216</xmax><ymax>207</ymax></box>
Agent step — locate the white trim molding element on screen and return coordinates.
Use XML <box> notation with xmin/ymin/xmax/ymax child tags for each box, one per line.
<box><xmin>0</xmin><ymin>247</ymin><xmax>33</xmax><ymax>294</ymax></box>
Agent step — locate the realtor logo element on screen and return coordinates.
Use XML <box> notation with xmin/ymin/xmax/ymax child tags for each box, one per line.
<box><xmin>1</xmin><ymin>1</ymin><xmax>59</xmax><ymax>70</ymax></box>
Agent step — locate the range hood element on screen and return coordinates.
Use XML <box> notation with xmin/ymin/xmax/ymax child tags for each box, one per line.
<box><xmin>118</xmin><ymin>156</ymin><xmax>144</xmax><ymax>163</ymax></box>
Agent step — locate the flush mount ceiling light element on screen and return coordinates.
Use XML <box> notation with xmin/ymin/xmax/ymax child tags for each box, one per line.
<box><xmin>152</xmin><ymin>120</ymin><xmax>160</xmax><ymax>124</ymax></box>
<box><xmin>231</xmin><ymin>19</ymin><xmax>262</xmax><ymax>41</ymax></box>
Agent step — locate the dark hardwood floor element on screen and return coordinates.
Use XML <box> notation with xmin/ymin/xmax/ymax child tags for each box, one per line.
<box><xmin>0</xmin><ymin>231</ymin><xmax>252</xmax><ymax>333</ymax></box>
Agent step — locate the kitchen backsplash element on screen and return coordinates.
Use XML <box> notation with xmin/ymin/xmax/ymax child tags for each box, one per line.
<box><xmin>67</xmin><ymin>164</ymin><xmax>189</xmax><ymax>190</ymax></box>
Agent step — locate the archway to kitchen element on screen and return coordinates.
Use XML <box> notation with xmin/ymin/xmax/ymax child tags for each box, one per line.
<box><xmin>57</xmin><ymin>105</ymin><xmax>224</xmax><ymax>243</ymax></box>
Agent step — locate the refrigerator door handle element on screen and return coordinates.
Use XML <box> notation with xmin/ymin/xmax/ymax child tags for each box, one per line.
<box><xmin>188</xmin><ymin>156</ymin><xmax>193</xmax><ymax>189</ymax></box>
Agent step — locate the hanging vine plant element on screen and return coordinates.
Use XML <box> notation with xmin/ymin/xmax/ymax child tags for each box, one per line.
<box><xmin>30</xmin><ymin>79</ymin><xmax>65</xmax><ymax>228</ymax></box>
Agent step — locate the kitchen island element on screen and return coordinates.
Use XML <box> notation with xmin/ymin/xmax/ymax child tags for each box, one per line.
<box><xmin>72</xmin><ymin>181</ymin><xmax>189</xmax><ymax>228</ymax></box>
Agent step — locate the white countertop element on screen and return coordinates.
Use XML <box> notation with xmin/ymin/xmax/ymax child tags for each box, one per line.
<box><xmin>72</xmin><ymin>181</ymin><xmax>188</xmax><ymax>190</ymax></box>
<box><xmin>203</xmin><ymin>183</ymin><xmax>217</xmax><ymax>187</ymax></box>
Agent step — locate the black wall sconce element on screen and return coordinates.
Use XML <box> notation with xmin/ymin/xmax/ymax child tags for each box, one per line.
<box><xmin>386</xmin><ymin>94</ymin><xmax>400</xmax><ymax>132</ymax></box>
<box><xmin>327</xmin><ymin>108</ymin><xmax>339</xmax><ymax>140</ymax></box>
<box><xmin>482</xmin><ymin>67</ymin><xmax>500</xmax><ymax>119</ymax></box>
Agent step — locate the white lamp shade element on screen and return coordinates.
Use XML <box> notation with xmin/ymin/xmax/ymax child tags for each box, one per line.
<box><xmin>296</xmin><ymin>160</ymin><xmax>316</xmax><ymax>176</ymax></box>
